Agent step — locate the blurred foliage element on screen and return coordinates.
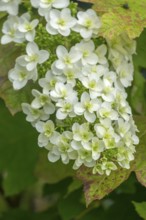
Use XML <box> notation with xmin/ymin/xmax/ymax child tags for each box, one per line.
<box><xmin>131</xmin><ymin>29</ymin><xmax>146</xmax><ymax>115</ymax></box>
<box><xmin>133</xmin><ymin>202</ymin><xmax>146</xmax><ymax>220</ymax></box>
<box><xmin>0</xmin><ymin>101</ymin><xmax>38</xmax><ymax>195</ymax></box>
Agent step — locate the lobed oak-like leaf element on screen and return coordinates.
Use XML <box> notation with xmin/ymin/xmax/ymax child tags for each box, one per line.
<box><xmin>77</xmin><ymin>166</ymin><xmax>132</xmax><ymax>206</ymax></box>
<box><xmin>79</xmin><ymin>0</ymin><xmax>146</xmax><ymax>39</ymax></box>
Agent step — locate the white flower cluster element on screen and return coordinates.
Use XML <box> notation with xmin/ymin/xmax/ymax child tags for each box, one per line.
<box><xmin>0</xmin><ymin>0</ymin><xmax>139</xmax><ymax>176</ymax></box>
<box><xmin>9</xmin><ymin>41</ymin><xmax>49</xmax><ymax>89</ymax></box>
<box><xmin>1</xmin><ymin>12</ymin><xmax>39</xmax><ymax>44</ymax></box>
<box><xmin>107</xmin><ymin>35</ymin><xmax>136</xmax><ymax>88</ymax></box>
<box><xmin>0</xmin><ymin>0</ymin><xmax>21</xmax><ymax>15</ymax></box>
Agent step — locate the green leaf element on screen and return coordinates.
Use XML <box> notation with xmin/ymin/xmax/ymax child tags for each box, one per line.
<box><xmin>80</xmin><ymin>0</ymin><xmax>146</xmax><ymax>39</ymax></box>
<box><xmin>134</xmin><ymin>116</ymin><xmax>146</xmax><ymax>187</ymax></box>
<box><xmin>58</xmin><ymin>189</ymin><xmax>85</xmax><ymax>220</ymax></box>
<box><xmin>0</xmin><ymin>12</ymin><xmax>7</xmax><ymax>19</ymax></box>
<box><xmin>0</xmin><ymin>42</ymin><xmax>35</xmax><ymax>115</ymax></box>
<box><xmin>67</xmin><ymin>178</ymin><xmax>82</xmax><ymax>196</ymax></box>
<box><xmin>0</xmin><ymin>100</ymin><xmax>38</xmax><ymax>195</ymax></box>
<box><xmin>116</xmin><ymin>174</ymin><xmax>136</xmax><ymax>194</ymax></box>
<box><xmin>0</xmin><ymin>209</ymin><xmax>61</xmax><ymax>220</ymax></box>
<box><xmin>0</xmin><ymin>100</ymin><xmax>75</xmax><ymax>195</ymax></box>
<box><xmin>133</xmin><ymin>202</ymin><xmax>146</xmax><ymax>220</ymax></box>
<box><xmin>131</xmin><ymin>29</ymin><xmax>146</xmax><ymax>115</ymax></box>
<box><xmin>77</xmin><ymin>166</ymin><xmax>132</xmax><ymax>206</ymax></box>
<box><xmin>0</xmin><ymin>80</ymin><xmax>35</xmax><ymax>115</ymax></box>
<box><xmin>77</xmin><ymin>116</ymin><xmax>146</xmax><ymax>206</ymax></box>
<box><xmin>43</xmin><ymin>177</ymin><xmax>72</xmax><ymax>198</ymax></box>
<box><xmin>35</xmin><ymin>150</ymin><xmax>75</xmax><ymax>184</ymax></box>
<box><xmin>0</xmin><ymin>195</ymin><xmax>8</xmax><ymax>212</ymax></box>
<box><xmin>100</xmin><ymin>0</ymin><xmax>146</xmax><ymax>39</ymax></box>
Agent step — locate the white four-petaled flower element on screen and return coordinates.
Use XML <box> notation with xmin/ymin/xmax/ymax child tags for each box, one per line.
<box><xmin>46</xmin><ymin>8</ymin><xmax>76</xmax><ymax>36</ymax></box>
<box><xmin>16</xmin><ymin>42</ymin><xmax>49</xmax><ymax>71</ymax></box>
<box><xmin>74</xmin><ymin>92</ymin><xmax>99</xmax><ymax>123</ymax></box>
<box><xmin>1</xmin><ymin>15</ymin><xmax>24</xmax><ymax>44</ymax></box>
<box><xmin>55</xmin><ymin>45</ymin><xmax>81</xmax><ymax>69</ymax></box>
<box><xmin>31</xmin><ymin>0</ymin><xmax>69</xmax><ymax>18</ymax></box>
<box><xmin>0</xmin><ymin>0</ymin><xmax>21</xmax><ymax>15</ymax></box>
<box><xmin>18</xmin><ymin>13</ymin><xmax>39</xmax><ymax>41</ymax></box>
<box><xmin>8</xmin><ymin>63</ymin><xmax>37</xmax><ymax>90</ymax></box>
<box><xmin>73</xmin><ymin>9</ymin><xmax>101</xmax><ymax>39</ymax></box>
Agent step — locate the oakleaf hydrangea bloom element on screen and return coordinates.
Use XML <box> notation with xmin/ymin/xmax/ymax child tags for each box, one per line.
<box><xmin>8</xmin><ymin>63</ymin><xmax>37</xmax><ymax>90</ymax></box>
<box><xmin>73</xmin><ymin>9</ymin><xmax>101</xmax><ymax>39</ymax></box>
<box><xmin>22</xmin><ymin>103</ymin><xmax>49</xmax><ymax>126</ymax></box>
<box><xmin>31</xmin><ymin>89</ymin><xmax>55</xmax><ymax>115</ymax></box>
<box><xmin>101</xmin><ymin>160</ymin><xmax>117</xmax><ymax>176</ymax></box>
<box><xmin>50</xmin><ymin>82</ymin><xmax>77</xmax><ymax>102</ymax></box>
<box><xmin>107</xmin><ymin>34</ymin><xmax>136</xmax><ymax>88</ymax></box>
<box><xmin>97</xmin><ymin>102</ymin><xmax>118</xmax><ymax>120</ymax></box>
<box><xmin>117</xmin><ymin>62</ymin><xmax>134</xmax><ymax>87</ymax></box>
<box><xmin>46</xmin><ymin>8</ymin><xmax>77</xmax><ymax>36</ymax></box>
<box><xmin>56</xmin><ymin>99</ymin><xmax>77</xmax><ymax>119</ymax></box>
<box><xmin>16</xmin><ymin>42</ymin><xmax>49</xmax><ymax>71</ymax></box>
<box><xmin>83</xmin><ymin>137</ymin><xmax>105</xmax><ymax>160</ymax></box>
<box><xmin>62</xmin><ymin>66</ymin><xmax>79</xmax><ymax>86</ymax></box>
<box><xmin>31</xmin><ymin>0</ymin><xmax>69</xmax><ymax>18</ymax></box>
<box><xmin>8</xmin><ymin>41</ymin><xmax>49</xmax><ymax>89</ymax></box>
<box><xmin>39</xmin><ymin>70</ymin><xmax>66</xmax><ymax>94</ymax></box>
<box><xmin>72</xmin><ymin>123</ymin><xmax>93</xmax><ymax>144</ymax></box>
<box><xmin>48</xmin><ymin>131</ymin><xmax>76</xmax><ymax>164</ymax></box>
<box><xmin>1</xmin><ymin>15</ymin><xmax>24</xmax><ymax>44</ymax></box>
<box><xmin>55</xmin><ymin>45</ymin><xmax>81</xmax><ymax>69</ymax></box>
<box><xmin>95</xmin><ymin>44</ymin><xmax>108</xmax><ymax>65</ymax></box>
<box><xmin>74</xmin><ymin>92</ymin><xmax>99</xmax><ymax>123</ymax></box>
<box><xmin>0</xmin><ymin>0</ymin><xmax>21</xmax><ymax>15</ymax></box>
<box><xmin>21</xmin><ymin>33</ymin><xmax>139</xmax><ymax>175</ymax></box>
<box><xmin>1</xmin><ymin>13</ymin><xmax>39</xmax><ymax>44</ymax></box>
<box><xmin>0</xmin><ymin>0</ymin><xmax>139</xmax><ymax>176</ymax></box>
<box><xmin>18</xmin><ymin>13</ymin><xmax>39</xmax><ymax>41</ymax></box>
<box><xmin>81</xmin><ymin>74</ymin><xmax>103</xmax><ymax>99</ymax></box>
<box><xmin>35</xmin><ymin>120</ymin><xmax>56</xmax><ymax>147</ymax></box>
<box><xmin>74</xmin><ymin>40</ymin><xmax>98</xmax><ymax>65</ymax></box>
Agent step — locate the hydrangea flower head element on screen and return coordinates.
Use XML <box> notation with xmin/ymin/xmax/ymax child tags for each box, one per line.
<box><xmin>0</xmin><ymin>0</ymin><xmax>139</xmax><ymax>176</ymax></box>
